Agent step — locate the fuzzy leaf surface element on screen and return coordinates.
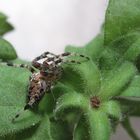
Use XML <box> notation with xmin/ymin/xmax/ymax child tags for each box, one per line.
<box><xmin>86</xmin><ymin>110</ymin><xmax>111</xmax><ymax>140</ymax></box>
<box><xmin>0</xmin><ymin>12</ymin><xmax>13</xmax><ymax>36</ymax></box>
<box><xmin>121</xmin><ymin>75</ymin><xmax>140</xmax><ymax>97</ymax></box>
<box><xmin>101</xmin><ymin>101</ymin><xmax>121</xmax><ymax>119</ymax></box>
<box><xmin>105</xmin><ymin>0</ymin><xmax>140</xmax><ymax>45</ymax></box>
<box><xmin>65</xmin><ymin>33</ymin><xmax>104</xmax><ymax>62</ymax></box>
<box><xmin>0</xmin><ymin>38</ymin><xmax>17</xmax><ymax>60</ymax></box>
<box><xmin>73</xmin><ymin>116</ymin><xmax>89</xmax><ymax>140</ymax></box>
<box><xmin>0</xmin><ymin>65</ymin><xmax>41</xmax><ymax>136</ymax></box>
<box><xmin>72</xmin><ymin>60</ymin><xmax>101</xmax><ymax>96</ymax></box>
<box><xmin>99</xmin><ymin>62</ymin><xmax>137</xmax><ymax>100</ymax></box>
<box><xmin>55</xmin><ymin>92</ymin><xmax>89</xmax><ymax>117</ymax></box>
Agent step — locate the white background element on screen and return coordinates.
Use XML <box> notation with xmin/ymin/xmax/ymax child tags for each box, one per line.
<box><xmin>0</xmin><ymin>1</ymin><xmax>139</xmax><ymax>140</ymax></box>
<box><xmin>0</xmin><ymin>0</ymin><xmax>108</xmax><ymax>60</ymax></box>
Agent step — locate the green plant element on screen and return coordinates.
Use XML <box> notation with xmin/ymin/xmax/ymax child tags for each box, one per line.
<box><xmin>0</xmin><ymin>0</ymin><xmax>140</xmax><ymax>139</ymax></box>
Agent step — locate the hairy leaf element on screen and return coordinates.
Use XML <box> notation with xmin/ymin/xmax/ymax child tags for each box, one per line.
<box><xmin>99</xmin><ymin>62</ymin><xmax>137</xmax><ymax>100</ymax></box>
<box><xmin>101</xmin><ymin>101</ymin><xmax>121</xmax><ymax>119</ymax></box>
<box><xmin>60</xmin><ymin>67</ymin><xmax>84</xmax><ymax>93</ymax></box>
<box><xmin>0</xmin><ymin>12</ymin><xmax>13</xmax><ymax>36</ymax></box>
<box><xmin>0</xmin><ymin>106</ymin><xmax>41</xmax><ymax>136</ymax></box>
<box><xmin>105</xmin><ymin>0</ymin><xmax>140</xmax><ymax>45</ymax></box>
<box><xmin>0</xmin><ymin>38</ymin><xmax>17</xmax><ymax>60</ymax></box>
<box><xmin>121</xmin><ymin>75</ymin><xmax>140</xmax><ymax>97</ymax></box>
<box><xmin>73</xmin><ymin>116</ymin><xmax>89</xmax><ymax>140</ymax></box>
<box><xmin>26</xmin><ymin>115</ymin><xmax>53</xmax><ymax>140</ymax></box>
<box><xmin>55</xmin><ymin>92</ymin><xmax>88</xmax><ymax>117</ymax></box>
<box><xmin>0</xmin><ymin>12</ymin><xmax>7</xmax><ymax>20</ymax></box>
<box><xmin>51</xmin><ymin>120</ymin><xmax>72</xmax><ymax>140</ymax></box>
<box><xmin>71</xmin><ymin>60</ymin><xmax>101</xmax><ymax>96</ymax></box>
<box><xmin>0</xmin><ymin>22</ymin><xmax>14</xmax><ymax>36</ymax></box>
<box><xmin>123</xmin><ymin>37</ymin><xmax>140</xmax><ymax>62</ymax></box>
<box><xmin>85</xmin><ymin>33</ymin><xmax>104</xmax><ymax>61</ymax></box>
<box><xmin>65</xmin><ymin>33</ymin><xmax>104</xmax><ymax>61</ymax></box>
<box><xmin>86</xmin><ymin>110</ymin><xmax>111</xmax><ymax>140</ymax></box>
<box><xmin>0</xmin><ymin>65</ymin><xmax>41</xmax><ymax>136</ymax></box>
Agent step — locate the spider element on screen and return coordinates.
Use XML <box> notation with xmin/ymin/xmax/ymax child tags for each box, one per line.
<box><xmin>3</xmin><ymin>51</ymin><xmax>89</xmax><ymax>122</ymax></box>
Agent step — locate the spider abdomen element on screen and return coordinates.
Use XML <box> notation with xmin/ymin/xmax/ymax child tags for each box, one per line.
<box><xmin>28</xmin><ymin>73</ymin><xmax>47</xmax><ymax>107</ymax></box>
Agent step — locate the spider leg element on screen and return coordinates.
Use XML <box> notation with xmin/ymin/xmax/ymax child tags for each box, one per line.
<box><xmin>44</xmin><ymin>52</ymin><xmax>89</xmax><ymax>66</ymax></box>
<box><xmin>56</xmin><ymin>52</ymin><xmax>89</xmax><ymax>60</ymax></box>
<box><xmin>41</xmin><ymin>52</ymin><xmax>89</xmax><ymax>64</ymax></box>
<box><xmin>12</xmin><ymin>104</ymin><xmax>30</xmax><ymax>122</ymax></box>
<box><xmin>54</xmin><ymin>58</ymin><xmax>82</xmax><ymax>65</ymax></box>
<box><xmin>45</xmin><ymin>52</ymin><xmax>89</xmax><ymax>66</ymax></box>
<box><xmin>32</xmin><ymin>52</ymin><xmax>56</xmax><ymax>62</ymax></box>
<box><xmin>2</xmin><ymin>62</ymin><xmax>36</xmax><ymax>73</ymax></box>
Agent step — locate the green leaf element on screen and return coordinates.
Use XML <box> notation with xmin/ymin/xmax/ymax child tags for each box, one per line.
<box><xmin>113</xmin><ymin>97</ymin><xmax>140</xmax><ymax>117</ymax></box>
<box><xmin>65</xmin><ymin>45</ymin><xmax>86</xmax><ymax>55</ymax></box>
<box><xmin>0</xmin><ymin>38</ymin><xmax>17</xmax><ymax>60</ymax></box>
<box><xmin>0</xmin><ymin>12</ymin><xmax>13</xmax><ymax>36</ymax></box>
<box><xmin>53</xmin><ymin>82</ymin><xmax>74</xmax><ymax>98</ymax></box>
<box><xmin>55</xmin><ymin>92</ymin><xmax>88</xmax><ymax>117</ymax></box>
<box><xmin>113</xmin><ymin>76</ymin><xmax>140</xmax><ymax>113</ymax></box>
<box><xmin>73</xmin><ymin>116</ymin><xmax>89</xmax><ymax>140</ymax></box>
<box><xmin>65</xmin><ymin>33</ymin><xmax>104</xmax><ymax>61</ymax></box>
<box><xmin>122</xmin><ymin>118</ymin><xmax>140</xmax><ymax>140</ymax></box>
<box><xmin>105</xmin><ymin>0</ymin><xmax>140</xmax><ymax>45</ymax></box>
<box><xmin>0</xmin><ymin>117</ymin><xmax>72</xmax><ymax>140</ymax></box>
<box><xmin>121</xmin><ymin>75</ymin><xmax>140</xmax><ymax>97</ymax></box>
<box><xmin>60</xmin><ymin>67</ymin><xmax>84</xmax><ymax>93</ymax></box>
<box><xmin>101</xmin><ymin>101</ymin><xmax>121</xmax><ymax>119</ymax></box>
<box><xmin>0</xmin><ymin>106</ymin><xmax>41</xmax><ymax>136</ymax></box>
<box><xmin>26</xmin><ymin>115</ymin><xmax>53</xmax><ymax>140</ymax></box>
<box><xmin>38</xmin><ymin>93</ymin><xmax>55</xmax><ymax>115</ymax></box>
<box><xmin>0</xmin><ymin>125</ymin><xmax>38</xmax><ymax>140</ymax></box>
<box><xmin>0</xmin><ymin>65</ymin><xmax>41</xmax><ymax>136</ymax></box>
<box><xmin>130</xmin><ymin>107</ymin><xmax>140</xmax><ymax>117</ymax></box>
<box><xmin>85</xmin><ymin>33</ymin><xmax>104</xmax><ymax>61</ymax></box>
<box><xmin>71</xmin><ymin>60</ymin><xmax>101</xmax><ymax>96</ymax></box>
<box><xmin>99</xmin><ymin>62</ymin><xmax>137</xmax><ymax>100</ymax></box>
<box><xmin>61</xmin><ymin>59</ymin><xmax>100</xmax><ymax>96</ymax></box>
<box><xmin>0</xmin><ymin>12</ymin><xmax>7</xmax><ymax>21</ymax></box>
<box><xmin>51</xmin><ymin>120</ymin><xmax>72</xmax><ymax>140</ymax></box>
<box><xmin>86</xmin><ymin>110</ymin><xmax>111</xmax><ymax>140</ymax></box>
<box><xmin>107</xmin><ymin>32</ymin><xmax>139</xmax><ymax>56</ymax></box>
<box><xmin>98</xmin><ymin>48</ymin><xmax>120</xmax><ymax>71</ymax></box>
<box><xmin>100</xmin><ymin>32</ymin><xmax>140</xmax><ymax>70</ymax></box>
<box><xmin>114</xmin><ymin>74</ymin><xmax>140</xmax><ymax>116</ymax></box>
<box><xmin>123</xmin><ymin>37</ymin><xmax>140</xmax><ymax>62</ymax></box>
<box><xmin>0</xmin><ymin>66</ymin><xmax>30</xmax><ymax>106</ymax></box>
<box><xmin>0</xmin><ymin>21</ymin><xmax>14</xmax><ymax>36</ymax></box>
<box><xmin>11</xmin><ymin>58</ymin><xmax>30</xmax><ymax>64</ymax></box>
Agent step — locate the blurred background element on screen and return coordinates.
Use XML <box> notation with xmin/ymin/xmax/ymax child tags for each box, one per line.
<box><xmin>0</xmin><ymin>0</ymin><xmax>139</xmax><ymax>139</ymax></box>
<box><xmin>0</xmin><ymin>0</ymin><xmax>107</xmax><ymax>60</ymax></box>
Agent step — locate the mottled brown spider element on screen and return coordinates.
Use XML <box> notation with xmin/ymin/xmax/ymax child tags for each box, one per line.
<box><xmin>4</xmin><ymin>51</ymin><xmax>89</xmax><ymax>122</ymax></box>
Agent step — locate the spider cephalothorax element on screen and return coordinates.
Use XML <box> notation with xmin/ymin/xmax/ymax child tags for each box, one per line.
<box><xmin>4</xmin><ymin>51</ymin><xmax>89</xmax><ymax>121</ymax></box>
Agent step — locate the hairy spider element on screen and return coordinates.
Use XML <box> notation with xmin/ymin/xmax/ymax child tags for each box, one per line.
<box><xmin>2</xmin><ymin>51</ymin><xmax>89</xmax><ymax>122</ymax></box>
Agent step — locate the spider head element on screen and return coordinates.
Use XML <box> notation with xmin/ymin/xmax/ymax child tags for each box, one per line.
<box><xmin>42</xmin><ymin>61</ymin><xmax>55</xmax><ymax>70</ymax></box>
<box><xmin>40</xmin><ymin>61</ymin><xmax>55</xmax><ymax>76</ymax></box>
<box><xmin>40</xmin><ymin>61</ymin><xmax>62</xmax><ymax>81</ymax></box>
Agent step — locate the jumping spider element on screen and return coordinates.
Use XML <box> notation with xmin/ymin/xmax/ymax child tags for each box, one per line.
<box><xmin>4</xmin><ymin>51</ymin><xmax>89</xmax><ymax>121</ymax></box>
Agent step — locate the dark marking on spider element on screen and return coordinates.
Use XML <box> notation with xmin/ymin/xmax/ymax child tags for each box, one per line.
<box><xmin>3</xmin><ymin>51</ymin><xmax>89</xmax><ymax>122</ymax></box>
<box><xmin>90</xmin><ymin>96</ymin><xmax>100</xmax><ymax>108</ymax></box>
